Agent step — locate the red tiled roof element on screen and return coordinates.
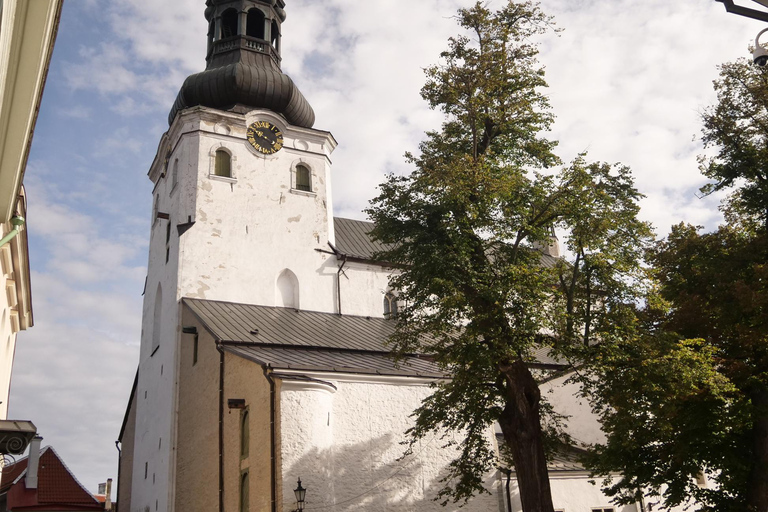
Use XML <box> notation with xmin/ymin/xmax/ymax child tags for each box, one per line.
<box><xmin>2</xmin><ymin>447</ymin><xmax>101</xmax><ymax>510</ymax></box>
<box><xmin>0</xmin><ymin>454</ymin><xmax>29</xmax><ymax>491</ymax></box>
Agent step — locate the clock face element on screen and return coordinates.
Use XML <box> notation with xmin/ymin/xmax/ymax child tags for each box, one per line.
<box><xmin>246</xmin><ymin>121</ymin><xmax>284</xmax><ymax>155</ymax></box>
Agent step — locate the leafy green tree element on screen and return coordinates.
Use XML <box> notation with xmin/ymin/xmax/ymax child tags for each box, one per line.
<box><xmin>700</xmin><ymin>58</ymin><xmax>768</xmax><ymax>229</ymax></box>
<box><xmin>366</xmin><ymin>3</ymin><xmax>652</xmax><ymax>510</ymax></box>
<box><xmin>583</xmin><ymin>223</ymin><xmax>768</xmax><ymax>512</ymax></box>
<box><xmin>583</xmin><ymin>58</ymin><xmax>768</xmax><ymax>512</ymax></box>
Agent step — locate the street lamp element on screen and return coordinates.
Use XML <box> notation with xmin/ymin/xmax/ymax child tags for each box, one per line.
<box><xmin>293</xmin><ymin>478</ymin><xmax>306</xmax><ymax>512</ymax></box>
<box><xmin>716</xmin><ymin>0</ymin><xmax>768</xmax><ymax>22</ymax></box>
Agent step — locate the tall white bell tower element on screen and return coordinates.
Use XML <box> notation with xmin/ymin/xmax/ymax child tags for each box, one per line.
<box><xmin>129</xmin><ymin>2</ymin><xmax>337</xmax><ymax>510</ymax></box>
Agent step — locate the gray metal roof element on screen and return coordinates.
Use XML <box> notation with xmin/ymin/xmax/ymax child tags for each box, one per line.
<box><xmin>333</xmin><ymin>217</ymin><xmax>392</xmax><ymax>262</ymax></box>
<box><xmin>497</xmin><ymin>434</ymin><xmax>588</xmax><ymax>472</ymax></box>
<box><xmin>223</xmin><ymin>345</ymin><xmax>444</xmax><ymax>378</ymax></box>
<box><xmin>184</xmin><ymin>298</ymin><xmax>566</xmax><ymax>372</ymax></box>
<box><xmin>184</xmin><ymin>298</ymin><xmax>397</xmax><ymax>352</ymax></box>
<box><xmin>183</xmin><ymin>298</ymin><xmax>443</xmax><ymax>377</ymax></box>
<box><xmin>333</xmin><ymin>218</ymin><xmax>561</xmax><ymax>272</ymax></box>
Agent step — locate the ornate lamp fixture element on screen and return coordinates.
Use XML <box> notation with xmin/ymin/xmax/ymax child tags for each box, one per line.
<box><xmin>716</xmin><ymin>0</ymin><xmax>768</xmax><ymax>22</ymax></box>
<box><xmin>293</xmin><ymin>478</ymin><xmax>306</xmax><ymax>512</ymax></box>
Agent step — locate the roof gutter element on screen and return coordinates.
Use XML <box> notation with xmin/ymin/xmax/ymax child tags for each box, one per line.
<box><xmin>0</xmin><ymin>217</ymin><xmax>24</xmax><ymax>247</ymax></box>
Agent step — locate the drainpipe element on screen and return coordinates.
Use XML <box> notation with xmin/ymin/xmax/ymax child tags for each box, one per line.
<box><xmin>215</xmin><ymin>342</ymin><xmax>225</xmax><ymax>512</ymax></box>
<box><xmin>114</xmin><ymin>441</ymin><xmax>121</xmax><ymax>509</ymax></box>
<box><xmin>0</xmin><ymin>217</ymin><xmax>24</xmax><ymax>247</ymax></box>
<box><xmin>499</xmin><ymin>468</ymin><xmax>512</xmax><ymax>512</ymax></box>
<box><xmin>262</xmin><ymin>367</ymin><xmax>277</xmax><ymax>512</ymax></box>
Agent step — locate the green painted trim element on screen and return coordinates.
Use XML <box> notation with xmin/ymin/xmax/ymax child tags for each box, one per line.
<box><xmin>0</xmin><ymin>216</ymin><xmax>24</xmax><ymax>247</ymax></box>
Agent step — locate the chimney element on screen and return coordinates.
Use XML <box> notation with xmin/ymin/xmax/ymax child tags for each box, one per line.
<box><xmin>26</xmin><ymin>436</ymin><xmax>42</xmax><ymax>489</ymax></box>
<box><xmin>104</xmin><ymin>478</ymin><xmax>113</xmax><ymax>511</ymax></box>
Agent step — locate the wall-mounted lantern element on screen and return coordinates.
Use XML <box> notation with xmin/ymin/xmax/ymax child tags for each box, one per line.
<box><xmin>293</xmin><ymin>478</ymin><xmax>306</xmax><ymax>511</ymax></box>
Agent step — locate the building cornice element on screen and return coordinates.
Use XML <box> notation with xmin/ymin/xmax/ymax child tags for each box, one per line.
<box><xmin>0</xmin><ymin>0</ymin><xmax>63</xmax><ymax>222</ymax></box>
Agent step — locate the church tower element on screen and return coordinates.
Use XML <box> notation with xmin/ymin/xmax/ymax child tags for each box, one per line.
<box><xmin>128</xmin><ymin>2</ymin><xmax>337</xmax><ymax>510</ymax></box>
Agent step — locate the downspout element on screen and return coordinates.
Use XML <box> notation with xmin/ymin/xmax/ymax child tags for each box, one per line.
<box><xmin>114</xmin><ymin>441</ymin><xmax>121</xmax><ymax>507</ymax></box>
<box><xmin>262</xmin><ymin>367</ymin><xmax>277</xmax><ymax>512</ymax></box>
<box><xmin>499</xmin><ymin>467</ymin><xmax>512</xmax><ymax>512</ymax></box>
<box><xmin>216</xmin><ymin>342</ymin><xmax>225</xmax><ymax>512</ymax></box>
<box><xmin>0</xmin><ymin>217</ymin><xmax>24</xmax><ymax>247</ymax></box>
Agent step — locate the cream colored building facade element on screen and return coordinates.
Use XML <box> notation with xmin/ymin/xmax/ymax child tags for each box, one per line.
<box><xmin>0</xmin><ymin>0</ymin><xmax>61</xmax><ymax>431</ymax></box>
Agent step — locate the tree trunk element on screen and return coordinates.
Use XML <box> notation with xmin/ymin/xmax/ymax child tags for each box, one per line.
<box><xmin>497</xmin><ymin>359</ymin><xmax>555</xmax><ymax>512</ymax></box>
<box><xmin>748</xmin><ymin>389</ymin><xmax>768</xmax><ymax>512</ymax></box>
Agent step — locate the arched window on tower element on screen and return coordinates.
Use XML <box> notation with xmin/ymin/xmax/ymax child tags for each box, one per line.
<box><xmin>221</xmin><ymin>9</ymin><xmax>238</xmax><ymax>39</ymax></box>
<box><xmin>171</xmin><ymin>158</ymin><xmax>179</xmax><ymax>189</ymax></box>
<box><xmin>295</xmin><ymin>164</ymin><xmax>311</xmax><ymax>192</ymax></box>
<box><xmin>271</xmin><ymin>19</ymin><xmax>279</xmax><ymax>49</ymax></box>
<box><xmin>152</xmin><ymin>284</ymin><xmax>162</xmax><ymax>354</ymax></box>
<box><xmin>246</xmin><ymin>8</ymin><xmax>265</xmax><ymax>39</ymax></box>
<box><xmin>215</xmin><ymin>149</ymin><xmax>231</xmax><ymax>178</ymax></box>
<box><xmin>276</xmin><ymin>269</ymin><xmax>299</xmax><ymax>309</ymax></box>
<box><xmin>383</xmin><ymin>292</ymin><xmax>398</xmax><ymax>319</ymax></box>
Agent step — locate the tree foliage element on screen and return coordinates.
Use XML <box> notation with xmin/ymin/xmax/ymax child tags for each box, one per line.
<box><xmin>583</xmin><ymin>223</ymin><xmax>768</xmax><ymax>511</ymax></box>
<box><xmin>582</xmin><ymin>57</ymin><xmax>768</xmax><ymax>512</ymax></box>
<box><xmin>366</xmin><ymin>2</ymin><xmax>652</xmax><ymax>510</ymax></box>
<box><xmin>700</xmin><ymin>59</ymin><xmax>768</xmax><ymax>228</ymax></box>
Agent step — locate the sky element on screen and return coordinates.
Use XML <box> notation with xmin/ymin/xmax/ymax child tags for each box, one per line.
<box><xmin>6</xmin><ymin>0</ymin><xmax>766</xmax><ymax>496</ymax></box>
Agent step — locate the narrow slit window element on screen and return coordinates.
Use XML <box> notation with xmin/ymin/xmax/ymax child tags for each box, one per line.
<box><xmin>295</xmin><ymin>165</ymin><xmax>311</xmax><ymax>191</ymax></box>
<box><xmin>171</xmin><ymin>159</ymin><xmax>179</xmax><ymax>189</ymax></box>
<box><xmin>215</xmin><ymin>149</ymin><xmax>231</xmax><ymax>178</ymax></box>
<box><xmin>240</xmin><ymin>472</ymin><xmax>249</xmax><ymax>512</ymax></box>
<box><xmin>241</xmin><ymin>410</ymin><xmax>249</xmax><ymax>457</ymax></box>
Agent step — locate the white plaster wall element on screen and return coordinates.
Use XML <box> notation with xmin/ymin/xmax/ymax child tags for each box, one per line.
<box><xmin>279</xmin><ymin>375</ymin><xmax>502</xmax><ymax>512</ymax></box>
<box><xmin>542</xmin><ymin>372</ymin><xmax>605</xmax><ymax>447</ymax></box>
<box><xmin>131</xmin><ymin>107</ymin><xmax>340</xmax><ymax>512</ymax></box>
<box><xmin>508</xmin><ymin>474</ymin><xmax>640</xmax><ymax>512</ymax></box>
<box><xmin>336</xmin><ymin>262</ymin><xmax>395</xmax><ymax>318</ymax></box>
<box><xmin>177</xmin><ymin>108</ymin><xmax>339</xmax><ymax>314</ymax></box>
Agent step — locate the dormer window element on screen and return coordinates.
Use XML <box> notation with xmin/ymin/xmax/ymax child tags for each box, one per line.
<box><xmin>221</xmin><ymin>9</ymin><xmax>238</xmax><ymax>39</ymax></box>
<box><xmin>215</xmin><ymin>150</ymin><xmax>231</xmax><ymax>178</ymax></box>
<box><xmin>247</xmin><ymin>8</ymin><xmax>265</xmax><ymax>39</ymax></box>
